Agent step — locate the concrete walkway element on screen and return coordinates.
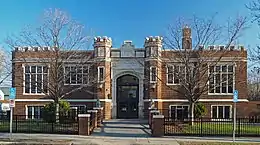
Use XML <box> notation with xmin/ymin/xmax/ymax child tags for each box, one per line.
<box><xmin>92</xmin><ymin>119</ymin><xmax>151</xmax><ymax>138</ymax></box>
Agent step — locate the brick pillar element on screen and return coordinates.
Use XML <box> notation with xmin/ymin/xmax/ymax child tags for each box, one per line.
<box><xmin>93</xmin><ymin>107</ymin><xmax>104</xmax><ymax>127</ymax></box>
<box><xmin>152</xmin><ymin>115</ymin><xmax>164</xmax><ymax>137</ymax></box>
<box><xmin>149</xmin><ymin>110</ymin><xmax>160</xmax><ymax>128</ymax></box>
<box><xmin>78</xmin><ymin>114</ymin><xmax>91</xmax><ymax>136</ymax></box>
<box><xmin>87</xmin><ymin>110</ymin><xmax>98</xmax><ymax>128</ymax></box>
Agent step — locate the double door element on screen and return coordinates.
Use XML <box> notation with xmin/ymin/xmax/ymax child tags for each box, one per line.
<box><xmin>117</xmin><ymin>85</ymin><xmax>139</xmax><ymax>119</ymax></box>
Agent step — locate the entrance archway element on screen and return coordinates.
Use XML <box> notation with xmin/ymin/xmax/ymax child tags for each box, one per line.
<box><xmin>116</xmin><ymin>74</ymin><xmax>139</xmax><ymax>119</ymax></box>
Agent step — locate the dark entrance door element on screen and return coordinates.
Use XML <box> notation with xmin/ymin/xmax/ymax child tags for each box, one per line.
<box><xmin>117</xmin><ymin>75</ymin><xmax>139</xmax><ymax>119</ymax></box>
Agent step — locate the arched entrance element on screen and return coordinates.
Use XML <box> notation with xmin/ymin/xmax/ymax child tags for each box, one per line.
<box><xmin>116</xmin><ymin>74</ymin><xmax>139</xmax><ymax>119</ymax></box>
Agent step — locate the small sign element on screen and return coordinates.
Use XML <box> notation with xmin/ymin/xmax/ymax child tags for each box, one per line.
<box><xmin>1</xmin><ymin>103</ymin><xmax>10</xmax><ymax>111</ymax></box>
<box><xmin>9</xmin><ymin>88</ymin><xmax>16</xmax><ymax>100</ymax></box>
<box><xmin>9</xmin><ymin>99</ymin><xmax>15</xmax><ymax>108</ymax></box>
<box><xmin>0</xmin><ymin>90</ymin><xmax>4</xmax><ymax>100</ymax></box>
<box><xmin>233</xmin><ymin>90</ymin><xmax>238</xmax><ymax>103</ymax></box>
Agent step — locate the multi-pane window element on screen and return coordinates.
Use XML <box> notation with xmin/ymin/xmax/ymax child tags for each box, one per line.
<box><xmin>98</xmin><ymin>67</ymin><xmax>105</xmax><ymax>82</ymax></box>
<box><xmin>27</xmin><ymin>106</ymin><xmax>44</xmax><ymax>119</ymax></box>
<box><xmin>209</xmin><ymin>65</ymin><xmax>234</xmax><ymax>94</ymax></box>
<box><xmin>150</xmin><ymin>67</ymin><xmax>157</xmax><ymax>82</ymax></box>
<box><xmin>212</xmin><ymin>105</ymin><xmax>231</xmax><ymax>119</ymax></box>
<box><xmin>24</xmin><ymin>65</ymin><xmax>48</xmax><ymax>94</ymax></box>
<box><xmin>64</xmin><ymin>66</ymin><xmax>89</xmax><ymax>85</ymax></box>
<box><xmin>170</xmin><ymin>105</ymin><xmax>189</xmax><ymax>120</ymax></box>
<box><xmin>167</xmin><ymin>65</ymin><xmax>185</xmax><ymax>84</ymax></box>
<box><xmin>97</xmin><ymin>47</ymin><xmax>105</xmax><ymax>57</ymax></box>
<box><xmin>146</xmin><ymin>47</ymin><xmax>158</xmax><ymax>57</ymax></box>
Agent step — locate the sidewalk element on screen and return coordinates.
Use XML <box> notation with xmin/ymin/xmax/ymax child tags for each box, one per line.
<box><xmin>167</xmin><ymin>136</ymin><xmax>260</xmax><ymax>143</ymax></box>
<box><xmin>1</xmin><ymin>133</ymin><xmax>260</xmax><ymax>145</ymax></box>
<box><xmin>0</xmin><ymin>133</ymin><xmax>180</xmax><ymax>145</ymax></box>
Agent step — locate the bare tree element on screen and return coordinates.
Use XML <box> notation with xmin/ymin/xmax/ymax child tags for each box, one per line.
<box><xmin>6</xmin><ymin>8</ymin><xmax>96</xmax><ymax>120</ymax></box>
<box><xmin>162</xmin><ymin>15</ymin><xmax>248</xmax><ymax>124</ymax></box>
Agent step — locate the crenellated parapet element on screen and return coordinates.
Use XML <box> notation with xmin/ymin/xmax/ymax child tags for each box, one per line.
<box><xmin>14</xmin><ymin>46</ymin><xmax>55</xmax><ymax>52</ymax></box>
<box><xmin>144</xmin><ymin>36</ymin><xmax>163</xmax><ymax>47</ymax></box>
<box><xmin>198</xmin><ymin>45</ymin><xmax>246</xmax><ymax>51</ymax></box>
<box><xmin>93</xmin><ymin>36</ymin><xmax>112</xmax><ymax>48</ymax></box>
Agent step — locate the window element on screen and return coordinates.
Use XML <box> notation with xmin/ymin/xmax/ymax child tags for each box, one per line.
<box><xmin>150</xmin><ymin>67</ymin><xmax>157</xmax><ymax>82</ymax></box>
<box><xmin>98</xmin><ymin>67</ymin><xmax>105</xmax><ymax>82</ymax></box>
<box><xmin>211</xmin><ymin>105</ymin><xmax>231</xmax><ymax>119</ymax></box>
<box><xmin>146</xmin><ymin>47</ymin><xmax>158</xmax><ymax>57</ymax></box>
<box><xmin>64</xmin><ymin>66</ymin><xmax>89</xmax><ymax>85</ymax></box>
<box><xmin>24</xmin><ymin>65</ymin><xmax>48</xmax><ymax>94</ymax></box>
<box><xmin>150</xmin><ymin>47</ymin><xmax>158</xmax><ymax>57</ymax></box>
<box><xmin>97</xmin><ymin>47</ymin><xmax>105</xmax><ymax>57</ymax></box>
<box><xmin>167</xmin><ymin>65</ymin><xmax>185</xmax><ymax>85</ymax></box>
<box><xmin>27</xmin><ymin>106</ymin><xmax>44</xmax><ymax>119</ymax></box>
<box><xmin>209</xmin><ymin>65</ymin><xmax>234</xmax><ymax>94</ymax></box>
<box><xmin>170</xmin><ymin>105</ymin><xmax>189</xmax><ymax>120</ymax></box>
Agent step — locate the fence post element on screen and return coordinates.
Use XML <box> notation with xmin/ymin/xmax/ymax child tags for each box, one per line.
<box><xmin>15</xmin><ymin>115</ymin><xmax>17</xmax><ymax>133</ymax></box>
<box><xmin>200</xmin><ymin>117</ymin><xmax>203</xmax><ymax>137</ymax></box>
<box><xmin>238</xmin><ymin>118</ymin><xmax>240</xmax><ymax>137</ymax></box>
<box><xmin>87</xmin><ymin>110</ymin><xmax>98</xmax><ymax>128</ymax></box>
<box><xmin>149</xmin><ymin>110</ymin><xmax>160</xmax><ymax>128</ymax></box>
<box><xmin>93</xmin><ymin>107</ymin><xmax>104</xmax><ymax>126</ymax></box>
<box><xmin>152</xmin><ymin>115</ymin><xmax>164</xmax><ymax>137</ymax></box>
<box><xmin>78</xmin><ymin>114</ymin><xmax>91</xmax><ymax>136</ymax></box>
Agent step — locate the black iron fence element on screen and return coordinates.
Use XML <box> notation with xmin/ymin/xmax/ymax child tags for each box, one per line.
<box><xmin>0</xmin><ymin>115</ymin><xmax>79</xmax><ymax>134</ymax></box>
<box><xmin>164</xmin><ymin>117</ymin><xmax>260</xmax><ymax>137</ymax></box>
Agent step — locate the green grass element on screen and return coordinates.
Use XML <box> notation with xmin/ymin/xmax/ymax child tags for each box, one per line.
<box><xmin>165</xmin><ymin>122</ymin><xmax>260</xmax><ymax>135</ymax></box>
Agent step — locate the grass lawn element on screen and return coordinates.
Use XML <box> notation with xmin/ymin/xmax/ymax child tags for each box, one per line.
<box><xmin>0</xmin><ymin>120</ymin><xmax>78</xmax><ymax>134</ymax></box>
<box><xmin>178</xmin><ymin>141</ymin><xmax>260</xmax><ymax>145</ymax></box>
<box><xmin>165</xmin><ymin>122</ymin><xmax>260</xmax><ymax>135</ymax></box>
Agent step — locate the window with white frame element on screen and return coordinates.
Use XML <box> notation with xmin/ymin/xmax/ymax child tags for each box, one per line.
<box><xmin>150</xmin><ymin>47</ymin><xmax>158</xmax><ymax>57</ymax></box>
<box><xmin>24</xmin><ymin>65</ymin><xmax>48</xmax><ymax>94</ymax></box>
<box><xmin>64</xmin><ymin>65</ymin><xmax>89</xmax><ymax>85</ymax></box>
<box><xmin>170</xmin><ymin>105</ymin><xmax>189</xmax><ymax>120</ymax></box>
<box><xmin>211</xmin><ymin>105</ymin><xmax>231</xmax><ymax>119</ymax></box>
<box><xmin>27</xmin><ymin>106</ymin><xmax>44</xmax><ymax>119</ymax></box>
<box><xmin>97</xmin><ymin>47</ymin><xmax>105</xmax><ymax>57</ymax></box>
<box><xmin>167</xmin><ymin>65</ymin><xmax>185</xmax><ymax>84</ymax></box>
<box><xmin>150</xmin><ymin>67</ymin><xmax>157</xmax><ymax>82</ymax></box>
<box><xmin>209</xmin><ymin>65</ymin><xmax>234</xmax><ymax>94</ymax></box>
<box><xmin>98</xmin><ymin>67</ymin><xmax>105</xmax><ymax>82</ymax></box>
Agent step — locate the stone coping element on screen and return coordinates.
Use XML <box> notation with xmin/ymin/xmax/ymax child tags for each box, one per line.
<box><xmin>153</xmin><ymin>115</ymin><xmax>164</xmax><ymax>119</ymax></box>
<box><xmin>93</xmin><ymin>107</ymin><xmax>104</xmax><ymax>110</ymax></box>
<box><xmin>150</xmin><ymin>110</ymin><xmax>160</xmax><ymax>113</ymax></box>
<box><xmin>78</xmin><ymin>114</ymin><xmax>91</xmax><ymax>117</ymax></box>
<box><xmin>87</xmin><ymin>110</ymin><xmax>98</xmax><ymax>113</ymax></box>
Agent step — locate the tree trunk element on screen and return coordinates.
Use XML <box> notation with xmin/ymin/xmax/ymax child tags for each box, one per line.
<box><xmin>55</xmin><ymin>101</ymin><xmax>59</xmax><ymax>123</ymax></box>
<box><xmin>189</xmin><ymin>102</ymin><xmax>195</xmax><ymax>126</ymax></box>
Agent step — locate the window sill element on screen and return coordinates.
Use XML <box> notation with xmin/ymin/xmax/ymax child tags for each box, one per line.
<box><xmin>210</xmin><ymin>118</ymin><xmax>232</xmax><ymax>122</ymax></box>
<box><xmin>166</xmin><ymin>83</ymin><xmax>180</xmax><ymax>86</ymax></box>
<box><xmin>208</xmin><ymin>93</ymin><xmax>233</xmax><ymax>95</ymax></box>
<box><xmin>64</xmin><ymin>84</ymin><xmax>87</xmax><ymax>86</ymax></box>
<box><xmin>23</xmin><ymin>93</ymin><xmax>46</xmax><ymax>96</ymax></box>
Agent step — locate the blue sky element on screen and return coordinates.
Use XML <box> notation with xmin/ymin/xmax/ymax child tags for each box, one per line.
<box><xmin>0</xmin><ymin>0</ymin><xmax>258</xmax><ymax>49</ymax></box>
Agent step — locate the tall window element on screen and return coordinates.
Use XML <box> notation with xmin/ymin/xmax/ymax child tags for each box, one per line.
<box><xmin>167</xmin><ymin>65</ymin><xmax>185</xmax><ymax>85</ymax></box>
<box><xmin>97</xmin><ymin>47</ymin><xmax>105</xmax><ymax>57</ymax></box>
<box><xmin>98</xmin><ymin>67</ymin><xmax>105</xmax><ymax>82</ymax></box>
<box><xmin>64</xmin><ymin>66</ymin><xmax>89</xmax><ymax>85</ymax></box>
<box><xmin>209</xmin><ymin>65</ymin><xmax>234</xmax><ymax>94</ymax></box>
<box><xmin>27</xmin><ymin>106</ymin><xmax>44</xmax><ymax>119</ymax></box>
<box><xmin>150</xmin><ymin>67</ymin><xmax>157</xmax><ymax>82</ymax></box>
<box><xmin>211</xmin><ymin>105</ymin><xmax>231</xmax><ymax>119</ymax></box>
<box><xmin>170</xmin><ymin>105</ymin><xmax>189</xmax><ymax>120</ymax></box>
<box><xmin>24</xmin><ymin>65</ymin><xmax>48</xmax><ymax>94</ymax></box>
<box><xmin>150</xmin><ymin>47</ymin><xmax>158</xmax><ymax>57</ymax></box>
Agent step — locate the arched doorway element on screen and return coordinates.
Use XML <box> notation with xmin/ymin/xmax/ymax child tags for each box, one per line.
<box><xmin>116</xmin><ymin>74</ymin><xmax>139</xmax><ymax>119</ymax></box>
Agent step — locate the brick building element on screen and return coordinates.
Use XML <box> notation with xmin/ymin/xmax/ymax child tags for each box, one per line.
<box><xmin>12</xmin><ymin>27</ymin><xmax>249</xmax><ymax>120</ymax></box>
